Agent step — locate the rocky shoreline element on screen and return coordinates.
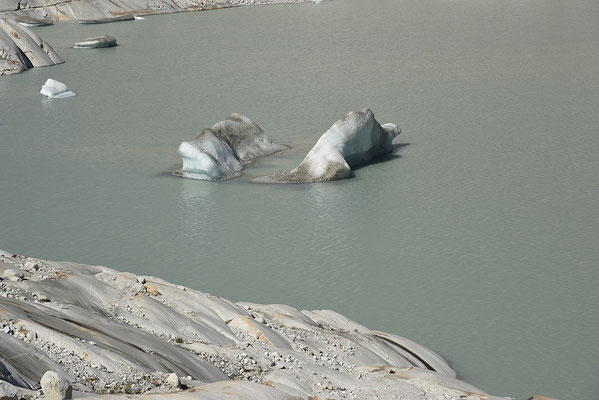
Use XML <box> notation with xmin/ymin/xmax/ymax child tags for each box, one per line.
<box><xmin>0</xmin><ymin>248</ymin><xmax>512</xmax><ymax>400</ymax></box>
<box><xmin>0</xmin><ymin>0</ymin><xmax>312</xmax><ymax>23</ymax></box>
<box><xmin>1</xmin><ymin>0</ymin><xmax>313</xmax><ymax>75</ymax></box>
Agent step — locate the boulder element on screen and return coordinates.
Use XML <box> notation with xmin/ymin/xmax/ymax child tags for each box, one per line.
<box><xmin>166</xmin><ymin>373</ymin><xmax>180</xmax><ymax>389</ymax></box>
<box><xmin>2</xmin><ymin>269</ymin><xmax>23</xmax><ymax>282</ymax></box>
<box><xmin>176</xmin><ymin>114</ymin><xmax>288</xmax><ymax>181</ymax></box>
<box><xmin>40</xmin><ymin>79</ymin><xmax>76</xmax><ymax>99</ymax></box>
<box><xmin>0</xmin><ymin>334</ymin><xmax>71</xmax><ymax>390</ymax></box>
<box><xmin>254</xmin><ymin>108</ymin><xmax>400</xmax><ymax>183</ymax></box>
<box><xmin>23</xmin><ymin>262</ymin><xmax>38</xmax><ymax>271</ymax></box>
<box><xmin>40</xmin><ymin>371</ymin><xmax>71</xmax><ymax>400</ymax></box>
<box><xmin>74</xmin><ymin>35</ymin><xmax>117</xmax><ymax>48</ymax></box>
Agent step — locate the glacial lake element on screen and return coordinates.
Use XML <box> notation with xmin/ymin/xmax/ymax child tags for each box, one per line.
<box><xmin>1</xmin><ymin>0</ymin><xmax>598</xmax><ymax>399</ymax></box>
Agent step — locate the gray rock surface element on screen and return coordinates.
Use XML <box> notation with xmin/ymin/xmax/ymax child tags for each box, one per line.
<box><xmin>176</xmin><ymin>114</ymin><xmax>288</xmax><ymax>181</ymax></box>
<box><xmin>74</xmin><ymin>35</ymin><xmax>117</xmax><ymax>48</ymax></box>
<box><xmin>255</xmin><ymin>108</ymin><xmax>401</xmax><ymax>183</ymax></box>
<box><xmin>0</xmin><ymin>249</ymin><xmax>512</xmax><ymax>399</ymax></box>
<box><xmin>86</xmin><ymin>381</ymin><xmax>299</xmax><ymax>400</ymax></box>
<box><xmin>0</xmin><ymin>380</ymin><xmax>24</xmax><ymax>400</ymax></box>
<box><xmin>40</xmin><ymin>371</ymin><xmax>72</xmax><ymax>400</ymax></box>
<box><xmin>0</xmin><ymin>17</ymin><xmax>63</xmax><ymax>75</ymax></box>
<box><xmin>0</xmin><ymin>332</ymin><xmax>70</xmax><ymax>390</ymax></box>
<box><xmin>0</xmin><ymin>0</ymin><xmax>312</xmax><ymax>24</ymax></box>
<box><xmin>0</xmin><ymin>26</ymin><xmax>31</xmax><ymax>75</ymax></box>
<box><xmin>15</xmin><ymin>16</ymin><xmax>53</xmax><ymax>26</ymax></box>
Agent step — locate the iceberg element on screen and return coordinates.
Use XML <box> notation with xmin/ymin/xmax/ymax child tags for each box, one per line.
<box><xmin>254</xmin><ymin>108</ymin><xmax>400</xmax><ymax>183</ymax></box>
<box><xmin>176</xmin><ymin>114</ymin><xmax>288</xmax><ymax>181</ymax></box>
<box><xmin>40</xmin><ymin>79</ymin><xmax>76</xmax><ymax>98</ymax></box>
<box><xmin>178</xmin><ymin>131</ymin><xmax>243</xmax><ymax>181</ymax></box>
<box><xmin>74</xmin><ymin>35</ymin><xmax>117</xmax><ymax>48</ymax></box>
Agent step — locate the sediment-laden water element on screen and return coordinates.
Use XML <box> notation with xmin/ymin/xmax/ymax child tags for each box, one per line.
<box><xmin>1</xmin><ymin>1</ymin><xmax>598</xmax><ymax>399</ymax></box>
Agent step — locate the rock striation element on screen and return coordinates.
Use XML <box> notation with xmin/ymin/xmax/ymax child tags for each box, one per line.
<box><xmin>176</xmin><ymin>114</ymin><xmax>288</xmax><ymax>181</ymax></box>
<box><xmin>0</xmin><ymin>249</ymin><xmax>512</xmax><ymax>399</ymax></box>
<box><xmin>0</xmin><ymin>0</ymin><xmax>313</xmax><ymax>24</ymax></box>
<box><xmin>15</xmin><ymin>16</ymin><xmax>53</xmax><ymax>26</ymax></box>
<box><xmin>0</xmin><ymin>18</ymin><xmax>63</xmax><ymax>75</ymax></box>
<box><xmin>255</xmin><ymin>108</ymin><xmax>400</xmax><ymax>183</ymax></box>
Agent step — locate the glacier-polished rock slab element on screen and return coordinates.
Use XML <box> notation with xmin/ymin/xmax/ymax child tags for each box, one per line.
<box><xmin>0</xmin><ymin>18</ymin><xmax>63</xmax><ymax>75</ymax></box>
<box><xmin>0</xmin><ymin>0</ymin><xmax>312</xmax><ymax>24</ymax></box>
<box><xmin>0</xmin><ymin>249</ymin><xmax>512</xmax><ymax>399</ymax></box>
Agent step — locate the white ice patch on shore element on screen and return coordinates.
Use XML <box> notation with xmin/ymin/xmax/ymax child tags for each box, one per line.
<box><xmin>40</xmin><ymin>79</ymin><xmax>76</xmax><ymax>98</ymax></box>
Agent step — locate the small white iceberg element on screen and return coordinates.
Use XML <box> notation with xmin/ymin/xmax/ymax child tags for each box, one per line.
<box><xmin>134</xmin><ymin>16</ymin><xmax>145</xmax><ymax>20</ymax></box>
<box><xmin>40</xmin><ymin>79</ymin><xmax>76</xmax><ymax>98</ymax></box>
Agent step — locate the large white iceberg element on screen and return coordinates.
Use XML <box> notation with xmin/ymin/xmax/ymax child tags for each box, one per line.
<box><xmin>40</xmin><ymin>79</ymin><xmax>76</xmax><ymax>98</ymax></box>
<box><xmin>255</xmin><ymin>108</ymin><xmax>400</xmax><ymax>183</ymax></box>
<box><xmin>176</xmin><ymin>114</ymin><xmax>288</xmax><ymax>181</ymax></box>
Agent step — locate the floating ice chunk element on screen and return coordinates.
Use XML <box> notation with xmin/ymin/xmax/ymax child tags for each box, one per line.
<box><xmin>74</xmin><ymin>35</ymin><xmax>117</xmax><ymax>49</ymax></box>
<box><xmin>176</xmin><ymin>114</ymin><xmax>288</xmax><ymax>181</ymax></box>
<box><xmin>254</xmin><ymin>108</ymin><xmax>400</xmax><ymax>183</ymax></box>
<box><xmin>178</xmin><ymin>131</ymin><xmax>243</xmax><ymax>181</ymax></box>
<box><xmin>134</xmin><ymin>16</ymin><xmax>145</xmax><ymax>20</ymax></box>
<box><xmin>40</xmin><ymin>79</ymin><xmax>76</xmax><ymax>98</ymax></box>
